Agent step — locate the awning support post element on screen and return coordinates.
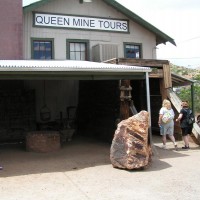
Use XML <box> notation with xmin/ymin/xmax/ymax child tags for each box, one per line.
<box><xmin>145</xmin><ymin>72</ymin><xmax>152</xmax><ymax>145</ymax></box>
<box><xmin>191</xmin><ymin>83</ymin><xmax>195</xmax><ymax>114</ymax></box>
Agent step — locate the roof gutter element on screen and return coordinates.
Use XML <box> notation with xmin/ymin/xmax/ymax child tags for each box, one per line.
<box><xmin>0</xmin><ymin>60</ymin><xmax>151</xmax><ymax>73</ymax></box>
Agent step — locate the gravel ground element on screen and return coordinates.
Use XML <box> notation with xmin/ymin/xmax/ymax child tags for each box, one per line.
<box><xmin>0</xmin><ymin>135</ymin><xmax>200</xmax><ymax>200</ymax></box>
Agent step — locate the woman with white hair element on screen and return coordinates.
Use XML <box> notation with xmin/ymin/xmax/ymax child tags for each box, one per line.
<box><xmin>158</xmin><ymin>99</ymin><xmax>178</xmax><ymax>150</ymax></box>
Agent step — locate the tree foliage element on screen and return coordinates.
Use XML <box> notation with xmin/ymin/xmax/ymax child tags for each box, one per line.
<box><xmin>171</xmin><ymin>64</ymin><xmax>200</xmax><ymax>115</ymax></box>
<box><xmin>177</xmin><ymin>83</ymin><xmax>200</xmax><ymax>115</ymax></box>
<box><xmin>194</xmin><ymin>73</ymin><xmax>200</xmax><ymax>81</ymax></box>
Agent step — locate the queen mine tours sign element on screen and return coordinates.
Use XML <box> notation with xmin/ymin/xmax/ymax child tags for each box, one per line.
<box><xmin>34</xmin><ymin>12</ymin><xmax>129</xmax><ymax>32</ymax></box>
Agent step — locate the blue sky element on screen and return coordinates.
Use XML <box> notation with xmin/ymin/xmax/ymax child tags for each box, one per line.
<box><xmin>23</xmin><ymin>0</ymin><xmax>200</xmax><ymax>68</ymax></box>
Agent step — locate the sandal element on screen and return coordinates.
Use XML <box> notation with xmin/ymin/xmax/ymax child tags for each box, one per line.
<box><xmin>182</xmin><ymin>146</ymin><xmax>190</xmax><ymax>149</ymax></box>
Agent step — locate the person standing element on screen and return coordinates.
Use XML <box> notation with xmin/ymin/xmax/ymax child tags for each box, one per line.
<box><xmin>176</xmin><ymin>101</ymin><xmax>193</xmax><ymax>149</ymax></box>
<box><xmin>158</xmin><ymin>99</ymin><xmax>178</xmax><ymax>150</ymax></box>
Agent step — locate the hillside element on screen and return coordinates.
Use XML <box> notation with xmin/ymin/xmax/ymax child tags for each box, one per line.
<box><xmin>170</xmin><ymin>63</ymin><xmax>200</xmax><ymax>80</ymax></box>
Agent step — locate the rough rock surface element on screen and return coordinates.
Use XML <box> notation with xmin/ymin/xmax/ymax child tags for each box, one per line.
<box><xmin>110</xmin><ymin>110</ymin><xmax>151</xmax><ymax>170</ymax></box>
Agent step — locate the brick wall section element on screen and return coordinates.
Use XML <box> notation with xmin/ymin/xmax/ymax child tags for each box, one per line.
<box><xmin>26</xmin><ymin>131</ymin><xmax>61</xmax><ymax>153</ymax></box>
<box><xmin>0</xmin><ymin>0</ymin><xmax>23</xmax><ymax>59</ymax></box>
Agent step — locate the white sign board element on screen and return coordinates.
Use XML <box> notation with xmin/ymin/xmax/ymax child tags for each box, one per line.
<box><xmin>34</xmin><ymin>13</ymin><xmax>129</xmax><ymax>33</ymax></box>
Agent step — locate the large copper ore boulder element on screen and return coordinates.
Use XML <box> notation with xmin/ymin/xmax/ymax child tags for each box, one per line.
<box><xmin>110</xmin><ymin>111</ymin><xmax>152</xmax><ymax>170</ymax></box>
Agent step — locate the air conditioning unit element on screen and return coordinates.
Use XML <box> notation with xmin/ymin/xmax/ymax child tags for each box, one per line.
<box><xmin>92</xmin><ymin>44</ymin><xmax>118</xmax><ymax>62</ymax></box>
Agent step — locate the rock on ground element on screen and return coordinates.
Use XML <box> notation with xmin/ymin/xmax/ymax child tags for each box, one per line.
<box><xmin>110</xmin><ymin>110</ymin><xmax>152</xmax><ymax>170</ymax></box>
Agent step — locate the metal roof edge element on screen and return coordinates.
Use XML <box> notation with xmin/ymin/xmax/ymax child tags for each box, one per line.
<box><xmin>0</xmin><ymin>60</ymin><xmax>152</xmax><ymax>73</ymax></box>
<box><xmin>171</xmin><ymin>72</ymin><xmax>195</xmax><ymax>83</ymax></box>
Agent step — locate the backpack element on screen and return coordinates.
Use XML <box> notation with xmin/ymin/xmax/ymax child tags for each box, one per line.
<box><xmin>185</xmin><ymin>109</ymin><xmax>195</xmax><ymax>125</ymax></box>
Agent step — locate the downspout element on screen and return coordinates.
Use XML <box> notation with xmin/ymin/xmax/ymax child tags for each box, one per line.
<box><xmin>145</xmin><ymin>72</ymin><xmax>152</xmax><ymax>145</ymax></box>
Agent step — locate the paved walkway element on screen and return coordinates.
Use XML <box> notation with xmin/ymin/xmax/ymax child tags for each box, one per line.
<box><xmin>0</xmin><ymin>135</ymin><xmax>200</xmax><ymax>200</ymax></box>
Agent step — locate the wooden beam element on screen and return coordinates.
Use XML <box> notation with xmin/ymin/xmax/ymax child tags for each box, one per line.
<box><xmin>163</xmin><ymin>64</ymin><xmax>172</xmax><ymax>88</ymax></box>
<box><xmin>159</xmin><ymin>79</ymin><xmax>168</xmax><ymax>100</ymax></box>
<box><xmin>120</xmin><ymin>80</ymin><xmax>131</xmax><ymax>120</ymax></box>
<box><xmin>116</xmin><ymin>58</ymin><xmax>170</xmax><ymax>67</ymax></box>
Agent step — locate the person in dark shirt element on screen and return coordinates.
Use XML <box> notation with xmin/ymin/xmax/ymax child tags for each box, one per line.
<box><xmin>176</xmin><ymin>101</ymin><xmax>193</xmax><ymax>149</ymax></box>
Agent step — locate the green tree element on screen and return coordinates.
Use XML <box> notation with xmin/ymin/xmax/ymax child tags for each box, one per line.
<box><xmin>194</xmin><ymin>84</ymin><xmax>200</xmax><ymax>114</ymax></box>
<box><xmin>194</xmin><ymin>73</ymin><xmax>200</xmax><ymax>81</ymax></box>
<box><xmin>177</xmin><ymin>87</ymin><xmax>191</xmax><ymax>103</ymax></box>
<box><xmin>177</xmin><ymin>84</ymin><xmax>200</xmax><ymax>115</ymax></box>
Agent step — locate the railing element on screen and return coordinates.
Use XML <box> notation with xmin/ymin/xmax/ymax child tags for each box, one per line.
<box><xmin>167</xmin><ymin>88</ymin><xmax>200</xmax><ymax>143</ymax></box>
<box><xmin>192</xmin><ymin>123</ymin><xmax>200</xmax><ymax>142</ymax></box>
<box><xmin>167</xmin><ymin>88</ymin><xmax>182</xmax><ymax>112</ymax></box>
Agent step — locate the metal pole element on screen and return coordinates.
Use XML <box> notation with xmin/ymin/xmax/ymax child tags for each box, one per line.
<box><xmin>145</xmin><ymin>72</ymin><xmax>152</xmax><ymax>145</ymax></box>
<box><xmin>191</xmin><ymin>83</ymin><xmax>195</xmax><ymax>114</ymax></box>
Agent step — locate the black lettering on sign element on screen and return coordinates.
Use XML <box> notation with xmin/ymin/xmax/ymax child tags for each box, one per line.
<box><xmin>51</xmin><ymin>17</ymin><xmax>56</xmax><ymax>25</ymax></box>
<box><xmin>36</xmin><ymin>16</ymin><xmax>43</xmax><ymax>24</ymax></box>
<box><xmin>122</xmin><ymin>22</ymin><xmax>128</xmax><ymax>31</ymax></box>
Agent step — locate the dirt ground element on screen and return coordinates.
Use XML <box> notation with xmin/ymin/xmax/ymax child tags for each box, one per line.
<box><xmin>0</xmin><ymin>134</ymin><xmax>200</xmax><ymax>200</ymax></box>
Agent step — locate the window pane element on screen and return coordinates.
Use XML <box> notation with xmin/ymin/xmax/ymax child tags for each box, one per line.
<box><xmin>70</xmin><ymin>43</ymin><xmax>75</xmax><ymax>51</ymax></box>
<box><xmin>34</xmin><ymin>51</ymin><xmax>40</xmax><ymax>59</ymax></box>
<box><xmin>40</xmin><ymin>49</ymin><xmax>45</xmax><ymax>59</ymax></box>
<box><xmin>45</xmin><ymin>42</ymin><xmax>51</xmax><ymax>51</ymax></box>
<box><xmin>80</xmin><ymin>43</ymin><xmax>85</xmax><ymax>51</ymax></box>
<box><xmin>40</xmin><ymin>42</ymin><xmax>45</xmax><ymax>51</ymax></box>
<box><xmin>134</xmin><ymin>46</ymin><xmax>139</xmax><ymax>50</ymax></box>
<box><xmin>75</xmin><ymin>43</ymin><xmax>81</xmax><ymax>51</ymax></box>
<box><xmin>76</xmin><ymin>52</ymin><xmax>81</xmax><ymax>60</ymax></box>
<box><xmin>69</xmin><ymin>42</ymin><xmax>87</xmax><ymax>60</ymax></box>
<box><xmin>34</xmin><ymin>42</ymin><xmax>39</xmax><ymax>50</ymax></box>
<box><xmin>136</xmin><ymin>52</ymin><xmax>140</xmax><ymax>58</ymax></box>
<box><xmin>46</xmin><ymin>51</ymin><xmax>52</xmax><ymax>59</ymax></box>
<box><xmin>33</xmin><ymin>40</ymin><xmax>52</xmax><ymax>59</ymax></box>
<box><xmin>70</xmin><ymin>52</ymin><xmax>75</xmax><ymax>60</ymax></box>
<box><xmin>125</xmin><ymin>44</ymin><xmax>140</xmax><ymax>59</ymax></box>
<box><xmin>81</xmin><ymin>52</ymin><xmax>85</xmax><ymax>60</ymax></box>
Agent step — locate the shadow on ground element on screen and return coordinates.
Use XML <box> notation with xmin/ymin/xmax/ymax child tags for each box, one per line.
<box><xmin>0</xmin><ymin>135</ymin><xmax>199</xmax><ymax>177</ymax></box>
<box><xmin>0</xmin><ymin>136</ymin><xmax>112</xmax><ymax>177</ymax></box>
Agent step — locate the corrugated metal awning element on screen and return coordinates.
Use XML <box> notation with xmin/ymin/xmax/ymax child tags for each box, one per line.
<box><xmin>171</xmin><ymin>73</ymin><xmax>194</xmax><ymax>87</ymax></box>
<box><xmin>0</xmin><ymin>60</ymin><xmax>151</xmax><ymax>80</ymax></box>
